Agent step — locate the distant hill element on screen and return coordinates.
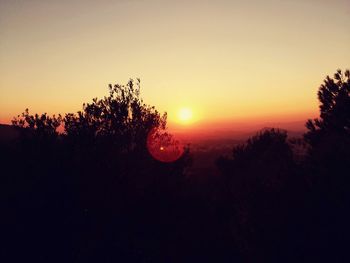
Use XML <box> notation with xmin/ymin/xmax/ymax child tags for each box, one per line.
<box><xmin>0</xmin><ymin>124</ymin><xmax>19</xmax><ymax>142</ymax></box>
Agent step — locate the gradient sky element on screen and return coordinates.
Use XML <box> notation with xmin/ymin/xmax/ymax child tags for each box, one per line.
<box><xmin>1</xmin><ymin>0</ymin><xmax>349</xmax><ymax>129</ymax></box>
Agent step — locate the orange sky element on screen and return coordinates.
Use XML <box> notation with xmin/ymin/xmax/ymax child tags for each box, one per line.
<box><xmin>1</xmin><ymin>0</ymin><xmax>349</xmax><ymax>130</ymax></box>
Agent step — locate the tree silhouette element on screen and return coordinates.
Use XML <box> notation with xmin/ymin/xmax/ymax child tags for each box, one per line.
<box><xmin>305</xmin><ymin>69</ymin><xmax>350</xmax><ymax>146</ymax></box>
<box><xmin>64</xmin><ymin>79</ymin><xmax>167</xmax><ymax>153</ymax></box>
<box><xmin>12</xmin><ymin>109</ymin><xmax>62</xmax><ymax>135</ymax></box>
<box><xmin>301</xmin><ymin>69</ymin><xmax>350</xmax><ymax>262</ymax></box>
<box><xmin>5</xmin><ymin>79</ymin><xmax>192</xmax><ymax>262</ymax></box>
<box><xmin>217</xmin><ymin>128</ymin><xmax>298</xmax><ymax>261</ymax></box>
<box><xmin>303</xmin><ymin>69</ymin><xmax>350</xmax><ymax>178</ymax></box>
<box><xmin>217</xmin><ymin>128</ymin><xmax>294</xmax><ymax>191</ymax></box>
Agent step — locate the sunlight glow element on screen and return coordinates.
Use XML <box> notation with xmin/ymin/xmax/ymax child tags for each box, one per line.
<box><xmin>178</xmin><ymin>108</ymin><xmax>193</xmax><ymax>123</ymax></box>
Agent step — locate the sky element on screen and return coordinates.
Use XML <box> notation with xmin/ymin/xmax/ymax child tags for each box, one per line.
<box><xmin>1</xmin><ymin>0</ymin><xmax>349</xmax><ymax>131</ymax></box>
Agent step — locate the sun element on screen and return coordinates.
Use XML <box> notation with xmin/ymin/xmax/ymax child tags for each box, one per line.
<box><xmin>177</xmin><ymin>107</ymin><xmax>193</xmax><ymax>123</ymax></box>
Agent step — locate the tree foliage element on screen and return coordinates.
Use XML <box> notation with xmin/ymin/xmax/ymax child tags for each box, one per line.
<box><xmin>217</xmin><ymin>128</ymin><xmax>294</xmax><ymax>191</ymax></box>
<box><xmin>305</xmin><ymin>69</ymin><xmax>350</xmax><ymax>145</ymax></box>
<box><xmin>64</xmin><ymin>79</ymin><xmax>167</xmax><ymax>153</ymax></box>
<box><xmin>303</xmin><ymin>69</ymin><xmax>350</xmax><ymax>177</ymax></box>
<box><xmin>12</xmin><ymin>109</ymin><xmax>62</xmax><ymax>138</ymax></box>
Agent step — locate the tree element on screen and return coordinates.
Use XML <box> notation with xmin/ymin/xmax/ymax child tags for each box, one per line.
<box><xmin>301</xmin><ymin>70</ymin><xmax>350</xmax><ymax>262</ymax></box>
<box><xmin>12</xmin><ymin>108</ymin><xmax>62</xmax><ymax>142</ymax></box>
<box><xmin>60</xmin><ymin>79</ymin><xmax>190</xmax><ymax>189</ymax></box>
<box><xmin>6</xmin><ymin>79</ymin><xmax>191</xmax><ymax>262</ymax></box>
<box><xmin>63</xmin><ymin>79</ymin><xmax>167</xmax><ymax>153</ymax></box>
<box><xmin>217</xmin><ymin>128</ymin><xmax>294</xmax><ymax>192</ymax></box>
<box><xmin>305</xmin><ymin>69</ymin><xmax>350</xmax><ymax>146</ymax></box>
<box><xmin>303</xmin><ymin>69</ymin><xmax>350</xmax><ymax>176</ymax></box>
<box><xmin>217</xmin><ymin>129</ymin><xmax>297</xmax><ymax>261</ymax></box>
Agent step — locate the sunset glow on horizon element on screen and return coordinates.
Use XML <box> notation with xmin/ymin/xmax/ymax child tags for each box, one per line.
<box><xmin>1</xmin><ymin>0</ymin><xmax>349</xmax><ymax>131</ymax></box>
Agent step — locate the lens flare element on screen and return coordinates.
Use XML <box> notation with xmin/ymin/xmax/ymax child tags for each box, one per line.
<box><xmin>146</xmin><ymin>128</ymin><xmax>184</xmax><ymax>163</ymax></box>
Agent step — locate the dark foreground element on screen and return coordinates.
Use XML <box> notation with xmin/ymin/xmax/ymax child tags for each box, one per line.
<box><xmin>2</xmin><ymin>71</ymin><xmax>350</xmax><ymax>262</ymax></box>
